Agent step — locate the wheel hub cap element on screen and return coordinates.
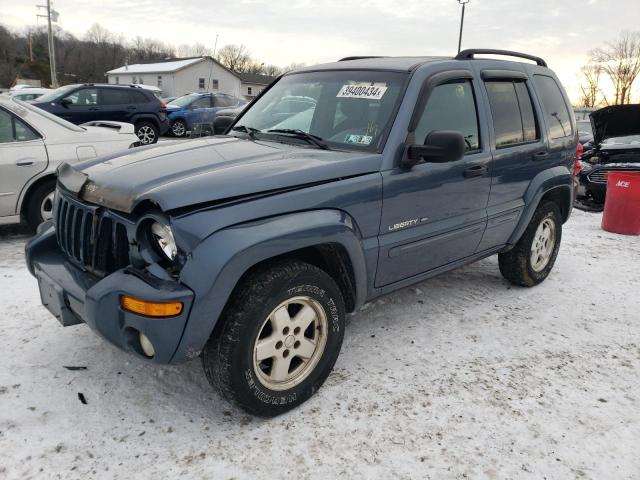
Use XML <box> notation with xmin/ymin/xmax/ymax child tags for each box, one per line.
<box><xmin>253</xmin><ymin>296</ymin><xmax>328</xmax><ymax>391</ymax></box>
<box><xmin>530</xmin><ymin>217</ymin><xmax>556</xmax><ymax>272</ymax></box>
<box><xmin>40</xmin><ymin>191</ymin><xmax>55</xmax><ymax>221</ymax></box>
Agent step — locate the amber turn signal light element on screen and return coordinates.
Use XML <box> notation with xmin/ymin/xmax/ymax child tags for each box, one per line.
<box><xmin>120</xmin><ymin>295</ymin><xmax>183</xmax><ymax>317</ymax></box>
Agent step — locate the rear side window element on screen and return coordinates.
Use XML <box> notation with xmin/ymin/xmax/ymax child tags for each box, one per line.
<box><xmin>533</xmin><ymin>75</ymin><xmax>572</xmax><ymax>139</ymax></box>
<box><xmin>0</xmin><ymin>108</ymin><xmax>39</xmax><ymax>142</ymax></box>
<box><xmin>485</xmin><ymin>81</ymin><xmax>539</xmax><ymax>148</ymax></box>
<box><xmin>129</xmin><ymin>91</ymin><xmax>149</xmax><ymax>104</ymax></box>
<box><xmin>414</xmin><ymin>80</ymin><xmax>480</xmax><ymax>152</ymax></box>
<box><xmin>101</xmin><ymin>89</ymin><xmax>131</xmax><ymax>105</ymax></box>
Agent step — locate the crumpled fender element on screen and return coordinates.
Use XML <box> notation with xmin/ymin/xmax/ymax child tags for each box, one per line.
<box><xmin>171</xmin><ymin>209</ymin><xmax>368</xmax><ymax>362</ymax></box>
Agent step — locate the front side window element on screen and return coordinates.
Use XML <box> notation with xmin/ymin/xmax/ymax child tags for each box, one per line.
<box><xmin>533</xmin><ymin>75</ymin><xmax>573</xmax><ymax>139</ymax></box>
<box><xmin>233</xmin><ymin>70</ymin><xmax>407</xmax><ymax>152</ymax></box>
<box><xmin>414</xmin><ymin>80</ymin><xmax>480</xmax><ymax>152</ymax></box>
<box><xmin>0</xmin><ymin>108</ymin><xmax>39</xmax><ymax>143</ymax></box>
<box><xmin>63</xmin><ymin>88</ymin><xmax>98</xmax><ymax>106</ymax></box>
<box><xmin>198</xmin><ymin>78</ymin><xmax>205</xmax><ymax>89</ymax></box>
<box><xmin>485</xmin><ymin>81</ymin><xmax>539</xmax><ymax>148</ymax></box>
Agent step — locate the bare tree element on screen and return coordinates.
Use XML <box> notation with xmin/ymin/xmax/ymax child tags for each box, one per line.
<box><xmin>578</xmin><ymin>65</ymin><xmax>605</xmax><ymax>108</ymax></box>
<box><xmin>84</xmin><ymin>23</ymin><xmax>113</xmax><ymax>44</ymax></box>
<box><xmin>216</xmin><ymin>44</ymin><xmax>252</xmax><ymax>72</ymax></box>
<box><xmin>590</xmin><ymin>31</ymin><xmax>640</xmax><ymax>105</ymax></box>
<box><xmin>177</xmin><ymin>43</ymin><xmax>211</xmax><ymax>57</ymax></box>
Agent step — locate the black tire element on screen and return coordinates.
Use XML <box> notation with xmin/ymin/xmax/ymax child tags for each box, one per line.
<box><xmin>171</xmin><ymin>119</ymin><xmax>187</xmax><ymax>138</ymax></box>
<box><xmin>498</xmin><ymin>201</ymin><xmax>562</xmax><ymax>287</ymax></box>
<box><xmin>202</xmin><ymin>260</ymin><xmax>345</xmax><ymax>417</ymax></box>
<box><xmin>135</xmin><ymin>121</ymin><xmax>159</xmax><ymax>144</ymax></box>
<box><xmin>25</xmin><ymin>179</ymin><xmax>56</xmax><ymax>230</ymax></box>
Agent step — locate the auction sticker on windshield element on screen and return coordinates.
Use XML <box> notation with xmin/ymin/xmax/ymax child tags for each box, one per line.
<box><xmin>337</xmin><ymin>84</ymin><xmax>388</xmax><ymax>100</ymax></box>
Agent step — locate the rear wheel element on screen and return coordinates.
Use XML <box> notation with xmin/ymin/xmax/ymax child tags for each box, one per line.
<box><xmin>25</xmin><ymin>179</ymin><xmax>56</xmax><ymax>230</ymax></box>
<box><xmin>135</xmin><ymin>121</ymin><xmax>158</xmax><ymax>144</ymax></box>
<box><xmin>202</xmin><ymin>260</ymin><xmax>345</xmax><ymax>417</ymax></box>
<box><xmin>498</xmin><ymin>201</ymin><xmax>562</xmax><ymax>287</ymax></box>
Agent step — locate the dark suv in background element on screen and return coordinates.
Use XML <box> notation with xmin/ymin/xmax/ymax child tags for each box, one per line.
<box><xmin>31</xmin><ymin>84</ymin><xmax>169</xmax><ymax>144</ymax></box>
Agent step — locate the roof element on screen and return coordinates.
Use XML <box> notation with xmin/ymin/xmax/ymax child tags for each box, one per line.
<box><xmin>295</xmin><ymin>56</ymin><xmax>448</xmax><ymax>73</ymax></box>
<box><xmin>106</xmin><ymin>57</ymin><xmax>205</xmax><ymax>75</ymax></box>
<box><xmin>237</xmin><ymin>73</ymin><xmax>277</xmax><ymax>85</ymax></box>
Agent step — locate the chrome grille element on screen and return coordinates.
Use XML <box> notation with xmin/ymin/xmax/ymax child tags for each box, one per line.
<box><xmin>587</xmin><ymin>170</ymin><xmax>609</xmax><ymax>184</ymax></box>
<box><xmin>55</xmin><ymin>192</ymin><xmax>131</xmax><ymax>275</ymax></box>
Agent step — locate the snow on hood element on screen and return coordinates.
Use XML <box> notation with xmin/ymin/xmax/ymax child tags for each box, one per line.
<box><xmin>590</xmin><ymin>104</ymin><xmax>640</xmax><ymax>146</ymax></box>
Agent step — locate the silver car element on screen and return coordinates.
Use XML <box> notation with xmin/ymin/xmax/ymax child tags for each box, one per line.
<box><xmin>0</xmin><ymin>96</ymin><xmax>140</xmax><ymax>228</ymax></box>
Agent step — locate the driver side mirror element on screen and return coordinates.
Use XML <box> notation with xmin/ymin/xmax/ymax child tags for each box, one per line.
<box><xmin>401</xmin><ymin>130</ymin><xmax>465</xmax><ymax>169</ymax></box>
<box><xmin>213</xmin><ymin>115</ymin><xmax>234</xmax><ymax>135</ymax></box>
<box><xmin>59</xmin><ymin>98</ymin><xmax>72</xmax><ymax>108</ymax></box>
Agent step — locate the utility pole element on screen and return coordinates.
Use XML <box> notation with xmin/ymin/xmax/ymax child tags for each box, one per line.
<box><xmin>37</xmin><ymin>0</ymin><xmax>59</xmax><ymax>87</ymax></box>
<box><xmin>457</xmin><ymin>0</ymin><xmax>470</xmax><ymax>54</ymax></box>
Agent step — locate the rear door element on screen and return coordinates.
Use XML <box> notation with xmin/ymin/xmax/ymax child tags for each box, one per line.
<box><xmin>99</xmin><ymin>88</ymin><xmax>132</xmax><ymax>122</ymax></box>
<box><xmin>474</xmin><ymin>68</ymin><xmax>549</xmax><ymax>251</ymax></box>
<box><xmin>376</xmin><ymin>72</ymin><xmax>492</xmax><ymax>287</ymax></box>
<box><xmin>0</xmin><ymin>108</ymin><xmax>47</xmax><ymax>217</ymax></box>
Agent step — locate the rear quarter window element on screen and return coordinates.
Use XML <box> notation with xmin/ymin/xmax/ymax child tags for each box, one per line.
<box><xmin>533</xmin><ymin>75</ymin><xmax>573</xmax><ymax>139</ymax></box>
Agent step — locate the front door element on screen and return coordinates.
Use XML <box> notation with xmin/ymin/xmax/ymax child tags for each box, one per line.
<box><xmin>59</xmin><ymin>87</ymin><xmax>100</xmax><ymax>124</ymax></box>
<box><xmin>0</xmin><ymin>108</ymin><xmax>48</xmax><ymax>217</ymax></box>
<box><xmin>376</xmin><ymin>76</ymin><xmax>492</xmax><ymax>287</ymax></box>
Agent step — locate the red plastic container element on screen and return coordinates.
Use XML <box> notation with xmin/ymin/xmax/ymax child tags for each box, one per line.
<box><xmin>601</xmin><ymin>171</ymin><xmax>640</xmax><ymax>235</ymax></box>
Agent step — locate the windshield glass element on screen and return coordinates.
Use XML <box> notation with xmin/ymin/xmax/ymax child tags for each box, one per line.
<box><xmin>35</xmin><ymin>84</ymin><xmax>77</xmax><ymax>103</ymax></box>
<box><xmin>232</xmin><ymin>70</ymin><xmax>407</xmax><ymax>151</ymax></box>
<box><xmin>168</xmin><ymin>95</ymin><xmax>197</xmax><ymax>107</ymax></box>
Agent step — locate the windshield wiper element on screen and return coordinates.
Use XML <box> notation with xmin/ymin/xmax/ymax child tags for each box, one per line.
<box><xmin>231</xmin><ymin>125</ymin><xmax>260</xmax><ymax>139</ymax></box>
<box><xmin>266</xmin><ymin>129</ymin><xmax>329</xmax><ymax>150</ymax></box>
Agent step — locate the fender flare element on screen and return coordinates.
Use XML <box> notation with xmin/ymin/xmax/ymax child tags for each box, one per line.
<box><xmin>507</xmin><ymin>165</ymin><xmax>573</xmax><ymax>246</ymax></box>
<box><xmin>130</xmin><ymin>114</ymin><xmax>160</xmax><ymax>128</ymax></box>
<box><xmin>171</xmin><ymin>209</ymin><xmax>368</xmax><ymax>362</ymax></box>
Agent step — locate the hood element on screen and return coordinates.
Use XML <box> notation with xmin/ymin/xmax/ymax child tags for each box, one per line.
<box><xmin>590</xmin><ymin>104</ymin><xmax>640</xmax><ymax>145</ymax></box>
<box><xmin>58</xmin><ymin>137</ymin><xmax>381</xmax><ymax>214</ymax></box>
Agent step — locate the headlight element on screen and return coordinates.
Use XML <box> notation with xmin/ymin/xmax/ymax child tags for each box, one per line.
<box><xmin>150</xmin><ymin>222</ymin><xmax>177</xmax><ymax>261</ymax></box>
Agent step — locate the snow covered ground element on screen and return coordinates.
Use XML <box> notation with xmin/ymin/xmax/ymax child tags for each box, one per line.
<box><xmin>0</xmin><ymin>210</ymin><xmax>639</xmax><ymax>480</ymax></box>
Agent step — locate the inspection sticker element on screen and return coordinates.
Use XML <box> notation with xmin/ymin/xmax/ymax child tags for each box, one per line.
<box><xmin>337</xmin><ymin>84</ymin><xmax>388</xmax><ymax>100</ymax></box>
<box><xmin>345</xmin><ymin>134</ymin><xmax>373</xmax><ymax>145</ymax></box>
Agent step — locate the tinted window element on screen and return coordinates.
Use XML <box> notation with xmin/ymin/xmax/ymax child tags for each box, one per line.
<box><xmin>486</xmin><ymin>81</ymin><xmax>539</xmax><ymax>148</ymax></box>
<box><xmin>415</xmin><ymin>80</ymin><xmax>480</xmax><ymax>152</ymax></box>
<box><xmin>191</xmin><ymin>96</ymin><xmax>211</xmax><ymax>109</ymax></box>
<box><xmin>514</xmin><ymin>82</ymin><xmax>538</xmax><ymax>142</ymax></box>
<box><xmin>63</xmin><ymin>88</ymin><xmax>98</xmax><ymax>106</ymax></box>
<box><xmin>101</xmin><ymin>89</ymin><xmax>131</xmax><ymax>105</ymax></box>
<box><xmin>533</xmin><ymin>75</ymin><xmax>572</xmax><ymax>139</ymax></box>
<box><xmin>128</xmin><ymin>91</ymin><xmax>148</xmax><ymax>103</ymax></box>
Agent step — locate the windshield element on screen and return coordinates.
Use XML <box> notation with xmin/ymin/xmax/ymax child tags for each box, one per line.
<box><xmin>35</xmin><ymin>84</ymin><xmax>77</xmax><ymax>103</ymax></box>
<box><xmin>232</xmin><ymin>70</ymin><xmax>407</xmax><ymax>151</ymax></box>
<box><xmin>168</xmin><ymin>95</ymin><xmax>197</xmax><ymax>107</ymax></box>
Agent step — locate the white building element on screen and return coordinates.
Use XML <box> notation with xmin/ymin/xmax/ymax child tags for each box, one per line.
<box><xmin>106</xmin><ymin>57</ymin><xmax>255</xmax><ymax>98</ymax></box>
<box><xmin>237</xmin><ymin>73</ymin><xmax>277</xmax><ymax>98</ymax></box>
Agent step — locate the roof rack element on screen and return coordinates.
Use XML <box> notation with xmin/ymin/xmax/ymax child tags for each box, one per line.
<box><xmin>338</xmin><ymin>56</ymin><xmax>385</xmax><ymax>62</ymax></box>
<box><xmin>455</xmin><ymin>49</ymin><xmax>547</xmax><ymax>67</ymax></box>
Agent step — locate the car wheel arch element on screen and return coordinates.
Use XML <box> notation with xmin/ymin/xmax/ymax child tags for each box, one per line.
<box><xmin>170</xmin><ymin>209</ymin><xmax>368</xmax><ymax>363</ymax></box>
<box><xmin>19</xmin><ymin>173</ymin><xmax>57</xmax><ymax>218</ymax></box>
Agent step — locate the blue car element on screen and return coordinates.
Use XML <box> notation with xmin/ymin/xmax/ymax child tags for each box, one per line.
<box><xmin>166</xmin><ymin>93</ymin><xmax>245</xmax><ymax>137</ymax></box>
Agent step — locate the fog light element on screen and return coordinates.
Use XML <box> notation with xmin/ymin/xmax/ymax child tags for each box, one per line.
<box><xmin>120</xmin><ymin>295</ymin><xmax>183</xmax><ymax>317</ymax></box>
<box><xmin>139</xmin><ymin>333</ymin><xmax>155</xmax><ymax>358</ymax></box>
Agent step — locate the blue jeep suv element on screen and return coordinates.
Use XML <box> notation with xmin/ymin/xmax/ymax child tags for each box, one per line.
<box><xmin>26</xmin><ymin>50</ymin><xmax>578</xmax><ymax>417</ymax></box>
<box><xmin>166</xmin><ymin>92</ymin><xmax>245</xmax><ymax>137</ymax></box>
<box><xmin>31</xmin><ymin>84</ymin><xmax>169</xmax><ymax>144</ymax></box>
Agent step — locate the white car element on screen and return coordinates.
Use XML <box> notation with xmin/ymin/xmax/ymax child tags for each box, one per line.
<box><xmin>0</xmin><ymin>96</ymin><xmax>140</xmax><ymax>228</ymax></box>
<box><xmin>2</xmin><ymin>88</ymin><xmax>51</xmax><ymax>102</ymax></box>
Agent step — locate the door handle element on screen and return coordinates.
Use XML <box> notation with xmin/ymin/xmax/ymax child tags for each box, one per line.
<box><xmin>533</xmin><ymin>151</ymin><xmax>549</xmax><ymax>160</ymax></box>
<box><xmin>126</xmin><ymin>106</ymin><xmax>137</xmax><ymax>111</ymax></box>
<box><xmin>16</xmin><ymin>159</ymin><xmax>35</xmax><ymax>166</ymax></box>
<box><xmin>463</xmin><ymin>165</ymin><xmax>487</xmax><ymax>178</ymax></box>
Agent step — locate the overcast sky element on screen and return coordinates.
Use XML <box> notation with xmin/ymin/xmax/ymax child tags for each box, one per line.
<box><xmin>2</xmin><ymin>0</ymin><xmax>640</xmax><ymax>101</ymax></box>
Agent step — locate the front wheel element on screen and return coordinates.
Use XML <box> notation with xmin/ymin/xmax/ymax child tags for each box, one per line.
<box><xmin>202</xmin><ymin>261</ymin><xmax>345</xmax><ymax>417</ymax></box>
<box><xmin>25</xmin><ymin>179</ymin><xmax>56</xmax><ymax>230</ymax></box>
<box><xmin>498</xmin><ymin>201</ymin><xmax>562</xmax><ymax>287</ymax></box>
<box><xmin>135</xmin><ymin>121</ymin><xmax>159</xmax><ymax>144</ymax></box>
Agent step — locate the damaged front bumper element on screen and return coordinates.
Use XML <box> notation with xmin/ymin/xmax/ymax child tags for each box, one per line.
<box><xmin>25</xmin><ymin>224</ymin><xmax>194</xmax><ymax>364</ymax></box>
